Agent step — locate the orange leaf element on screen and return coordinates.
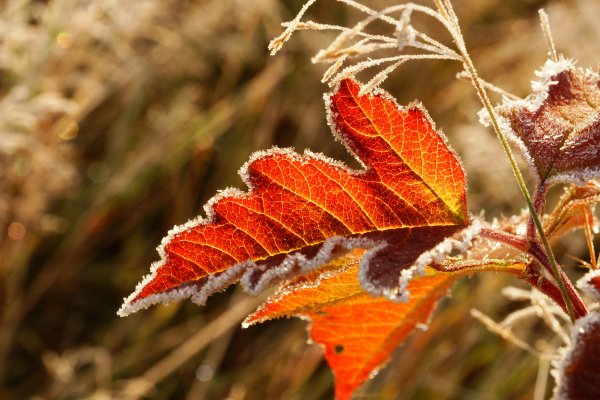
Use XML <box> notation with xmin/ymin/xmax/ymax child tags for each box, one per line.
<box><xmin>246</xmin><ymin>262</ymin><xmax>455</xmax><ymax>400</ymax></box>
<box><xmin>119</xmin><ymin>79</ymin><xmax>469</xmax><ymax>316</ymax></box>
<box><xmin>244</xmin><ymin>249</ymin><xmax>367</xmax><ymax>325</ymax></box>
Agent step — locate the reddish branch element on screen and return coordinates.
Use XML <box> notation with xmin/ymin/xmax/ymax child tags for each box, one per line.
<box><xmin>480</xmin><ymin>227</ymin><xmax>587</xmax><ymax>319</ymax></box>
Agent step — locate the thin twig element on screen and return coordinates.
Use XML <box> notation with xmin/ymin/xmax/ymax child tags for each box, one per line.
<box><xmin>583</xmin><ymin>206</ymin><xmax>597</xmax><ymax>268</ymax></box>
<box><xmin>538</xmin><ymin>9</ymin><xmax>558</xmax><ymax>61</ymax></box>
<box><xmin>531</xmin><ymin>291</ymin><xmax>571</xmax><ymax>344</ymax></box>
<box><xmin>284</xmin><ymin>21</ymin><xmax>396</xmax><ymax>43</ymax></box>
<box><xmin>330</xmin><ymin>53</ymin><xmax>458</xmax><ymax>87</ymax></box>
<box><xmin>438</xmin><ymin>0</ymin><xmax>578</xmax><ymax>322</ymax></box>
<box><xmin>534</xmin><ymin>356</ymin><xmax>551</xmax><ymax>400</ymax></box>
<box><xmin>431</xmin><ymin>258</ymin><xmax>526</xmax><ymax>274</ymax></box>
<box><xmin>456</xmin><ymin>71</ymin><xmax>520</xmax><ymax>100</ymax></box>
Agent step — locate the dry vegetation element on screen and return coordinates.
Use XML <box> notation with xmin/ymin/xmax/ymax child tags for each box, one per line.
<box><xmin>1</xmin><ymin>0</ymin><xmax>599</xmax><ymax>399</ymax></box>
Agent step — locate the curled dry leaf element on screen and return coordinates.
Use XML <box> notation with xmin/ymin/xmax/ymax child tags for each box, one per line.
<box><xmin>244</xmin><ymin>249</ymin><xmax>368</xmax><ymax>325</ymax></box>
<box><xmin>119</xmin><ymin>79</ymin><xmax>470</xmax><ymax>317</ymax></box>
<box><xmin>545</xmin><ymin>182</ymin><xmax>600</xmax><ymax>239</ymax></box>
<box><xmin>553</xmin><ymin>312</ymin><xmax>600</xmax><ymax>400</ymax></box>
<box><xmin>492</xmin><ymin>59</ymin><xmax>600</xmax><ymax>186</ymax></box>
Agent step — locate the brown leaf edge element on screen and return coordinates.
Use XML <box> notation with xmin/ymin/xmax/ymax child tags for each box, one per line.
<box><xmin>552</xmin><ymin>311</ymin><xmax>600</xmax><ymax>399</ymax></box>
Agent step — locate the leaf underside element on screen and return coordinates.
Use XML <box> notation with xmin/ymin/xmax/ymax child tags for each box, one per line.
<box><xmin>119</xmin><ymin>78</ymin><xmax>468</xmax><ymax>316</ymax></box>
<box><xmin>496</xmin><ymin>60</ymin><xmax>600</xmax><ymax>186</ymax></box>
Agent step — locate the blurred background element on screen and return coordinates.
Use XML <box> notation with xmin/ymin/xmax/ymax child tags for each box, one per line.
<box><xmin>1</xmin><ymin>0</ymin><xmax>599</xmax><ymax>399</ymax></box>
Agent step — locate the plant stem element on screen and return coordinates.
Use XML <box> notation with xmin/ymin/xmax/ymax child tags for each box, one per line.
<box><xmin>528</xmin><ymin>241</ymin><xmax>588</xmax><ymax>318</ymax></box>
<box><xmin>527</xmin><ymin>184</ymin><xmax>546</xmax><ymax>239</ymax></box>
<box><xmin>440</xmin><ymin>0</ymin><xmax>577</xmax><ymax>322</ymax></box>
<box><xmin>480</xmin><ymin>228</ymin><xmax>585</xmax><ymax>321</ymax></box>
<box><xmin>468</xmin><ymin>67</ymin><xmax>575</xmax><ymax>323</ymax></box>
<box><xmin>430</xmin><ymin>258</ymin><xmax>526</xmax><ymax>275</ymax></box>
<box><xmin>583</xmin><ymin>206</ymin><xmax>598</xmax><ymax>269</ymax></box>
<box><xmin>521</xmin><ymin>264</ymin><xmax>587</xmax><ymax>319</ymax></box>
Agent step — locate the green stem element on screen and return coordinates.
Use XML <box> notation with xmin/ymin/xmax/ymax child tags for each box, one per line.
<box><xmin>460</xmin><ymin>56</ymin><xmax>576</xmax><ymax>322</ymax></box>
<box><xmin>434</xmin><ymin>0</ymin><xmax>577</xmax><ymax>322</ymax></box>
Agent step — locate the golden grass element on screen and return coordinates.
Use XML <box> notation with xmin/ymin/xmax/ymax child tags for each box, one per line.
<box><xmin>1</xmin><ymin>0</ymin><xmax>599</xmax><ymax>398</ymax></box>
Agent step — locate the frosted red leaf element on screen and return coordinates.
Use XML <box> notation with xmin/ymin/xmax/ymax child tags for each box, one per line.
<box><xmin>577</xmin><ymin>269</ymin><xmax>600</xmax><ymax>301</ymax></box>
<box><xmin>119</xmin><ymin>79</ymin><xmax>469</xmax><ymax>317</ymax></box>
<box><xmin>553</xmin><ymin>312</ymin><xmax>600</xmax><ymax>399</ymax></box>
<box><xmin>493</xmin><ymin>59</ymin><xmax>600</xmax><ymax>186</ymax></box>
<box><xmin>246</xmin><ymin>261</ymin><xmax>455</xmax><ymax>400</ymax></box>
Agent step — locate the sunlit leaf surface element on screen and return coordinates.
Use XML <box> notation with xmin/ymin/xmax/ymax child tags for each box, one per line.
<box><xmin>119</xmin><ymin>79</ymin><xmax>468</xmax><ymax>321</ymax></box>
<box><xmin>246</xmin><ymin>259</ymin><xmax>456</xmax><ymax>400</ymax></box>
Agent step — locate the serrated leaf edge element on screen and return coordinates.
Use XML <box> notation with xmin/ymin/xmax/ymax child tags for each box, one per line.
<box><xmin>485</xmin><ymin>58</ymin><xmax>600</xmax><ymax>186</ymax></box>
<box><xmin>118</xmin><ymin>80</ymin><xmax>470</xmax><ymax>317</ymax></box>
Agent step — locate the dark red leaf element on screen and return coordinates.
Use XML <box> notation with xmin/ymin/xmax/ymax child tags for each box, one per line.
<box><xmin>494</xmin><ymin>60</ymin><xmax>600</xmax><ymax>186</ymax></box>
<box><xmin>553</xmin><ymin>312</ymin><xmax>600</xmax><ymax>399</ymax></box>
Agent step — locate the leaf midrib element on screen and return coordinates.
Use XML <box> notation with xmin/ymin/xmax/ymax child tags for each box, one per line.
<box><xmin>348</xmin><ymin>88</ymin><xmax>465</xmax><ymax>224</ymax></box>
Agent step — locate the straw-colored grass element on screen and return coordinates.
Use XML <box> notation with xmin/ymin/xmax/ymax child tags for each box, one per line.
<box><xmin>1</xmin><ymin>0</ymin><xmax>599</xmax><ymax>398</ymax></box>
